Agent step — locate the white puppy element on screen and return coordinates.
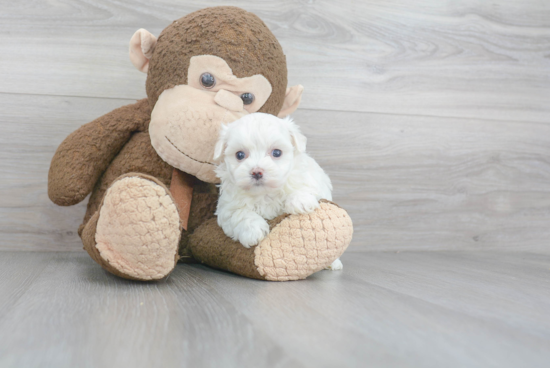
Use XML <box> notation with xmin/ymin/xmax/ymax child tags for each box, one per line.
<box><xmin>213</xmin><ymin>113</ymin><xmax>342</xmax><ymax>270</ymax></box>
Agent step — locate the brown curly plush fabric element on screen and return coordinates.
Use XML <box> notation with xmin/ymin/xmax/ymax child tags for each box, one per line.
<box><xmin>48</xmin><ymin>99</ymin><xmax>153</xmax><ymax>207</ymax></box>
<box><xmin>146</xmin><ymin>6</ymin><xmax>287</xmax><ymax>115</ymax></box>
<box><xmin>189</xmin><ymin>201</ymin><xmax>353</xmax><ymax>281</ymax></box>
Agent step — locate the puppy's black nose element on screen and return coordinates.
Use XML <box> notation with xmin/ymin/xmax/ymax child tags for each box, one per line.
<box><xmin>252</xmin><ymin>171</ymin><xmax>263</xmax><ymax>180</ymax></box>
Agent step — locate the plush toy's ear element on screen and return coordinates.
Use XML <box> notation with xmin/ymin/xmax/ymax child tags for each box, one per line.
<box><xmin>277</xmin><ymin>85</ymin><xmax>304</xmax><ymax>118</ymax></box>
<box><xmin>282</xmin><ymin>117</ymin><xmax>307</xmax><ymax>153</ymax></box>
<box><xmin>129</xmin><ymin>29</ymin><xmax>157</xmax><ymax>73</ymax></box>
<box><xmin>213</xmin><ymin>124</ymin><xmax>229</xmax><ymax>161</ymax></box>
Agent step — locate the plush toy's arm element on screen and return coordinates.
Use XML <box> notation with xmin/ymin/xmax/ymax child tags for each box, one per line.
<box><xmin>48</xmin><ymin>99</ymin><xmax>151</xmax><ymax>206</ymax></box>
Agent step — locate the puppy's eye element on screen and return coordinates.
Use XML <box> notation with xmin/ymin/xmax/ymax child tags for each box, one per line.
<box><xmin>200</xmin><ymin>73</ymin><xmax>216</xmax><ymax>88</ymax></box>
<box><xmin>271</xmin><ymin>149</ymin><xmax>282</xmax><ymax>158</ymax></box>
<box><xmin>236</xmin><ymin>151</ymin><xmax>246</xmax><ymax>160</ymax></box>
<box><xmin>241</xmin><ymin>93</ymin><xmax>255</xmax><ymax>105</ymax></box>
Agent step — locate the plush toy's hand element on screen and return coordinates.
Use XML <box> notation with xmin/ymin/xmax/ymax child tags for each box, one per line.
<box><xmin>48</xmin><ymin>99</ymin><xmax>151</xmax><ymax>206</ymax></box>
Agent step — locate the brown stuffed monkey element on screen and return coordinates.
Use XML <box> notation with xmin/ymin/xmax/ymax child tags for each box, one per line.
<box><xmin>48</xmin><ymin>6</ymin><xmax>353</xmax><ymax>281</ymax></box>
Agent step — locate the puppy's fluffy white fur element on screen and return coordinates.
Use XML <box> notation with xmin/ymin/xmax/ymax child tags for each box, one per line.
<box><xmin>214</xmin><ymin>113</ymin><xmax>342</xmax><ymax>270</ymax></box>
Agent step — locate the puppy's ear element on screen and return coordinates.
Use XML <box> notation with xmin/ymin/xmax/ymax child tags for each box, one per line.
<box><xmin>213</xmin><ymin>124</ymin><xmax>229</xmax><ymax>161</ymax></box>
<box><xmin>283</xmin><ymin>117</ymin><xmax>307</xmax><ymax>153</ymax></box>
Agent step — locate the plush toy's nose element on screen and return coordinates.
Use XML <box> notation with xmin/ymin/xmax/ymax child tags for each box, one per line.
<box><xmin>214</xmin><ymin>89</ymin><xmax>244</xmax><ymax>112</ymax></box>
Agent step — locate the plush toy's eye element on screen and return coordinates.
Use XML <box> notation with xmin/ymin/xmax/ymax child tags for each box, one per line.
<box><xmin>200</xmin><ymin>73</ymin><xmax>216</xmax><ymax>88</ymax></box>
<box><xmin>236</xmin><ymin>151</ymin><xmax>246</xmax><ymax>160</ymax></box>
<box><xmin>271</xmin><ymin>149</ymin><xmax>282</xmax><ymax>158</ymax></box>
<box><xmin>241</xmin><ymin>93</ymin><xmax>255</xmax><ymax>105</ymax></box>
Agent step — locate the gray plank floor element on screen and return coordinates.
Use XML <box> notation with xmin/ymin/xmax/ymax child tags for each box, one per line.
<box><xmin>0</xmin><ymin>251</ymin><xmax>549</xmax><ymax>368</ymax></box>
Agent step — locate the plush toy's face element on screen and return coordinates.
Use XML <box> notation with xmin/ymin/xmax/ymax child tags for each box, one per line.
<box><xmin>129</xmin><ymin>7</ymin><xmax>304</xmax><ymax>183</ymax></box>
<box><xmin>147</xmin><ymin>55</ymin><xmax>273</xmax><ymax>182</ymax></box>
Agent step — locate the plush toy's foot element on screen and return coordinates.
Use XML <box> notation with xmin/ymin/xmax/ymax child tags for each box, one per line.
<box><xmin>189</xmin><ymin>201</ymin><xmax>353</xmax><ymax>281</ymax></box>
<box><xmin>81</xmin><ymin>174</ymin><xmax>180</xmax><ymax>281</ymax></box>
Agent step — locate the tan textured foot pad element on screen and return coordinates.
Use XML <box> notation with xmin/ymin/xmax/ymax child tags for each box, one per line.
<box><xmin>95</xmin><ymin>176</ymin><xmax>180</xmax><ymax>280</ymax></box>
<box><xmin>254</xmin><ymin>202</ymin><xmax>353</xmax><ymax>281</ymax></box>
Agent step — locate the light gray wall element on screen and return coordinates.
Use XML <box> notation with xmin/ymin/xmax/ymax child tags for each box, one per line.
<box><xmin>1</xmin><ymin>0</ymin><xmax>549</xmax><ymax>252</ymax></box>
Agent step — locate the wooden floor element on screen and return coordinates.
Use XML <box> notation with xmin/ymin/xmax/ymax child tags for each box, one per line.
<box><xmin>0</xmin><ymin>251</ymin><xmax>549</xmax><ymax>368</ymax></box>
<box><xmin>1</xmin><ymin>1</ymin><xmax>550</xmax><ymax>367</ymax></box>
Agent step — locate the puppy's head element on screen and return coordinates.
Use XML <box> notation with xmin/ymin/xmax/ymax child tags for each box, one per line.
<box><xmin>213</xmin><ymin>113</ymin><xmax>307</xmax><ymax>193</ymax></box>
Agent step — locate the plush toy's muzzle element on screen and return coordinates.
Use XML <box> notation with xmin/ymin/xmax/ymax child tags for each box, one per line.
<box><xmin>150</xmin><ymin>85</ymin><xmax>249</xmax><ymax>183</ymax></box>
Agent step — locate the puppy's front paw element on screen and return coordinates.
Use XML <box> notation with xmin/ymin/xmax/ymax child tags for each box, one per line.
<box><xmin>236</xmin><ymin>217</ymin><xmax>270</xmax><ymax>248</ymax></box>
<box><xmin>325</xmin><ymin>258</ymin><xmax>343</xmax><ymax>271</ymax></box>
<box><xmin>285</xmin><ymin>192</ymin><xmax>320</xmax><ymax>215</ymax></box>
